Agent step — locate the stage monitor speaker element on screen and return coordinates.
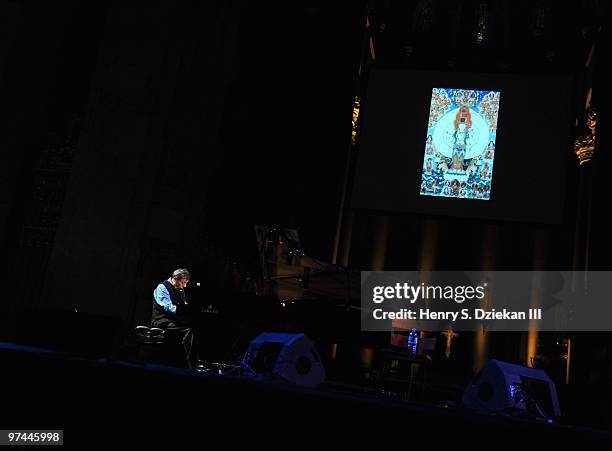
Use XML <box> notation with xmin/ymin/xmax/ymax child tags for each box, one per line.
<box><xmin>462</xmin><ymin>359</ymin><xmax>560</xmax><ymax>418</ymax></box>
<box><xmin>242</xmin><ymin>333</ymin><xmax>325</xmax><ymax>387</ymax></box>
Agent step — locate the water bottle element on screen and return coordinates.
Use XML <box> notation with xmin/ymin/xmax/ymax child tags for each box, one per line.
<box><xmin>408</xmin><ymin>329</ymin><xmax>418</xmax><ymax>354</ymax></box>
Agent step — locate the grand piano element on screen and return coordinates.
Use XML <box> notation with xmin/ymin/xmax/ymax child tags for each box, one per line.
<box><xmin>187</xmin><ymin>225</ymin><xmax>366</xmax><ymax>362</ymax></box>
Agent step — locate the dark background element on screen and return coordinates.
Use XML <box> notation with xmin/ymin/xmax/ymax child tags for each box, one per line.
<box><xmin>0</xmin><ymin>1</ymin><xmax>364</xmax><ymax>326</ymax></box>
<box><xmin>0</xmin><ymin>0</ymin><xmax>611</xmax><ymax>434</ymax></box>
<box><xmin>352</xmin><ymin>68</ymin><xmax>573</xmax><ymax>223</ymax></box>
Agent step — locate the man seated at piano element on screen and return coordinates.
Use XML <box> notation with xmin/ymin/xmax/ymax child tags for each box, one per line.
<box><xmin>151</xmin><ymin>268</ymin><xmax>198</xmax><ymax>369</ymax></box>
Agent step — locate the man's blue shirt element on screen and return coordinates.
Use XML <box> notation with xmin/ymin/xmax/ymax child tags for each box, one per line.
<box><xmin>153</xmin><ymin>278</ymin><xmax>187</xmax><ymax>315</ymax></box>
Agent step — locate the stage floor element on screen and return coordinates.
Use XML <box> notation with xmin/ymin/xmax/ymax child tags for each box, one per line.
<box><xmin>2</xmin><ymin>341</ymin><xmax>611</xmax><ymax>446</ymax></box>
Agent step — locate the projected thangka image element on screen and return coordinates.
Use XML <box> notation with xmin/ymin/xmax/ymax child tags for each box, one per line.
<box><xmin>419</xmin><ymin>88</ymin><xmax>501</xmax><ymax>200</ymax></box>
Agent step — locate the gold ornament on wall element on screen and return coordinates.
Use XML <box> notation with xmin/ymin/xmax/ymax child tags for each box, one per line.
<box><xmin>574</xmin><ymin>107</ymin><xmax>598</xmax><ymax>166</ymax></box>
<box><xmin>351</xmin><ymin>96</ymin><xmax>361</xmax><ymax>145</ymax></box>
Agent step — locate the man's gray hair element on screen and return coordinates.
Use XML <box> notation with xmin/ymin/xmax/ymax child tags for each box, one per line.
<box><xmin>172</xmin><ymin>268</ymin><xmax>191</xmax><ymax>280</ymax></box>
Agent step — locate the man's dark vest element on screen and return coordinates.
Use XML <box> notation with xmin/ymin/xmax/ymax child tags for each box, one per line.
<box><xmin>151</xmin><ymin>280</ymin><xmax>189</xmax><ymax>328</ymax></box>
